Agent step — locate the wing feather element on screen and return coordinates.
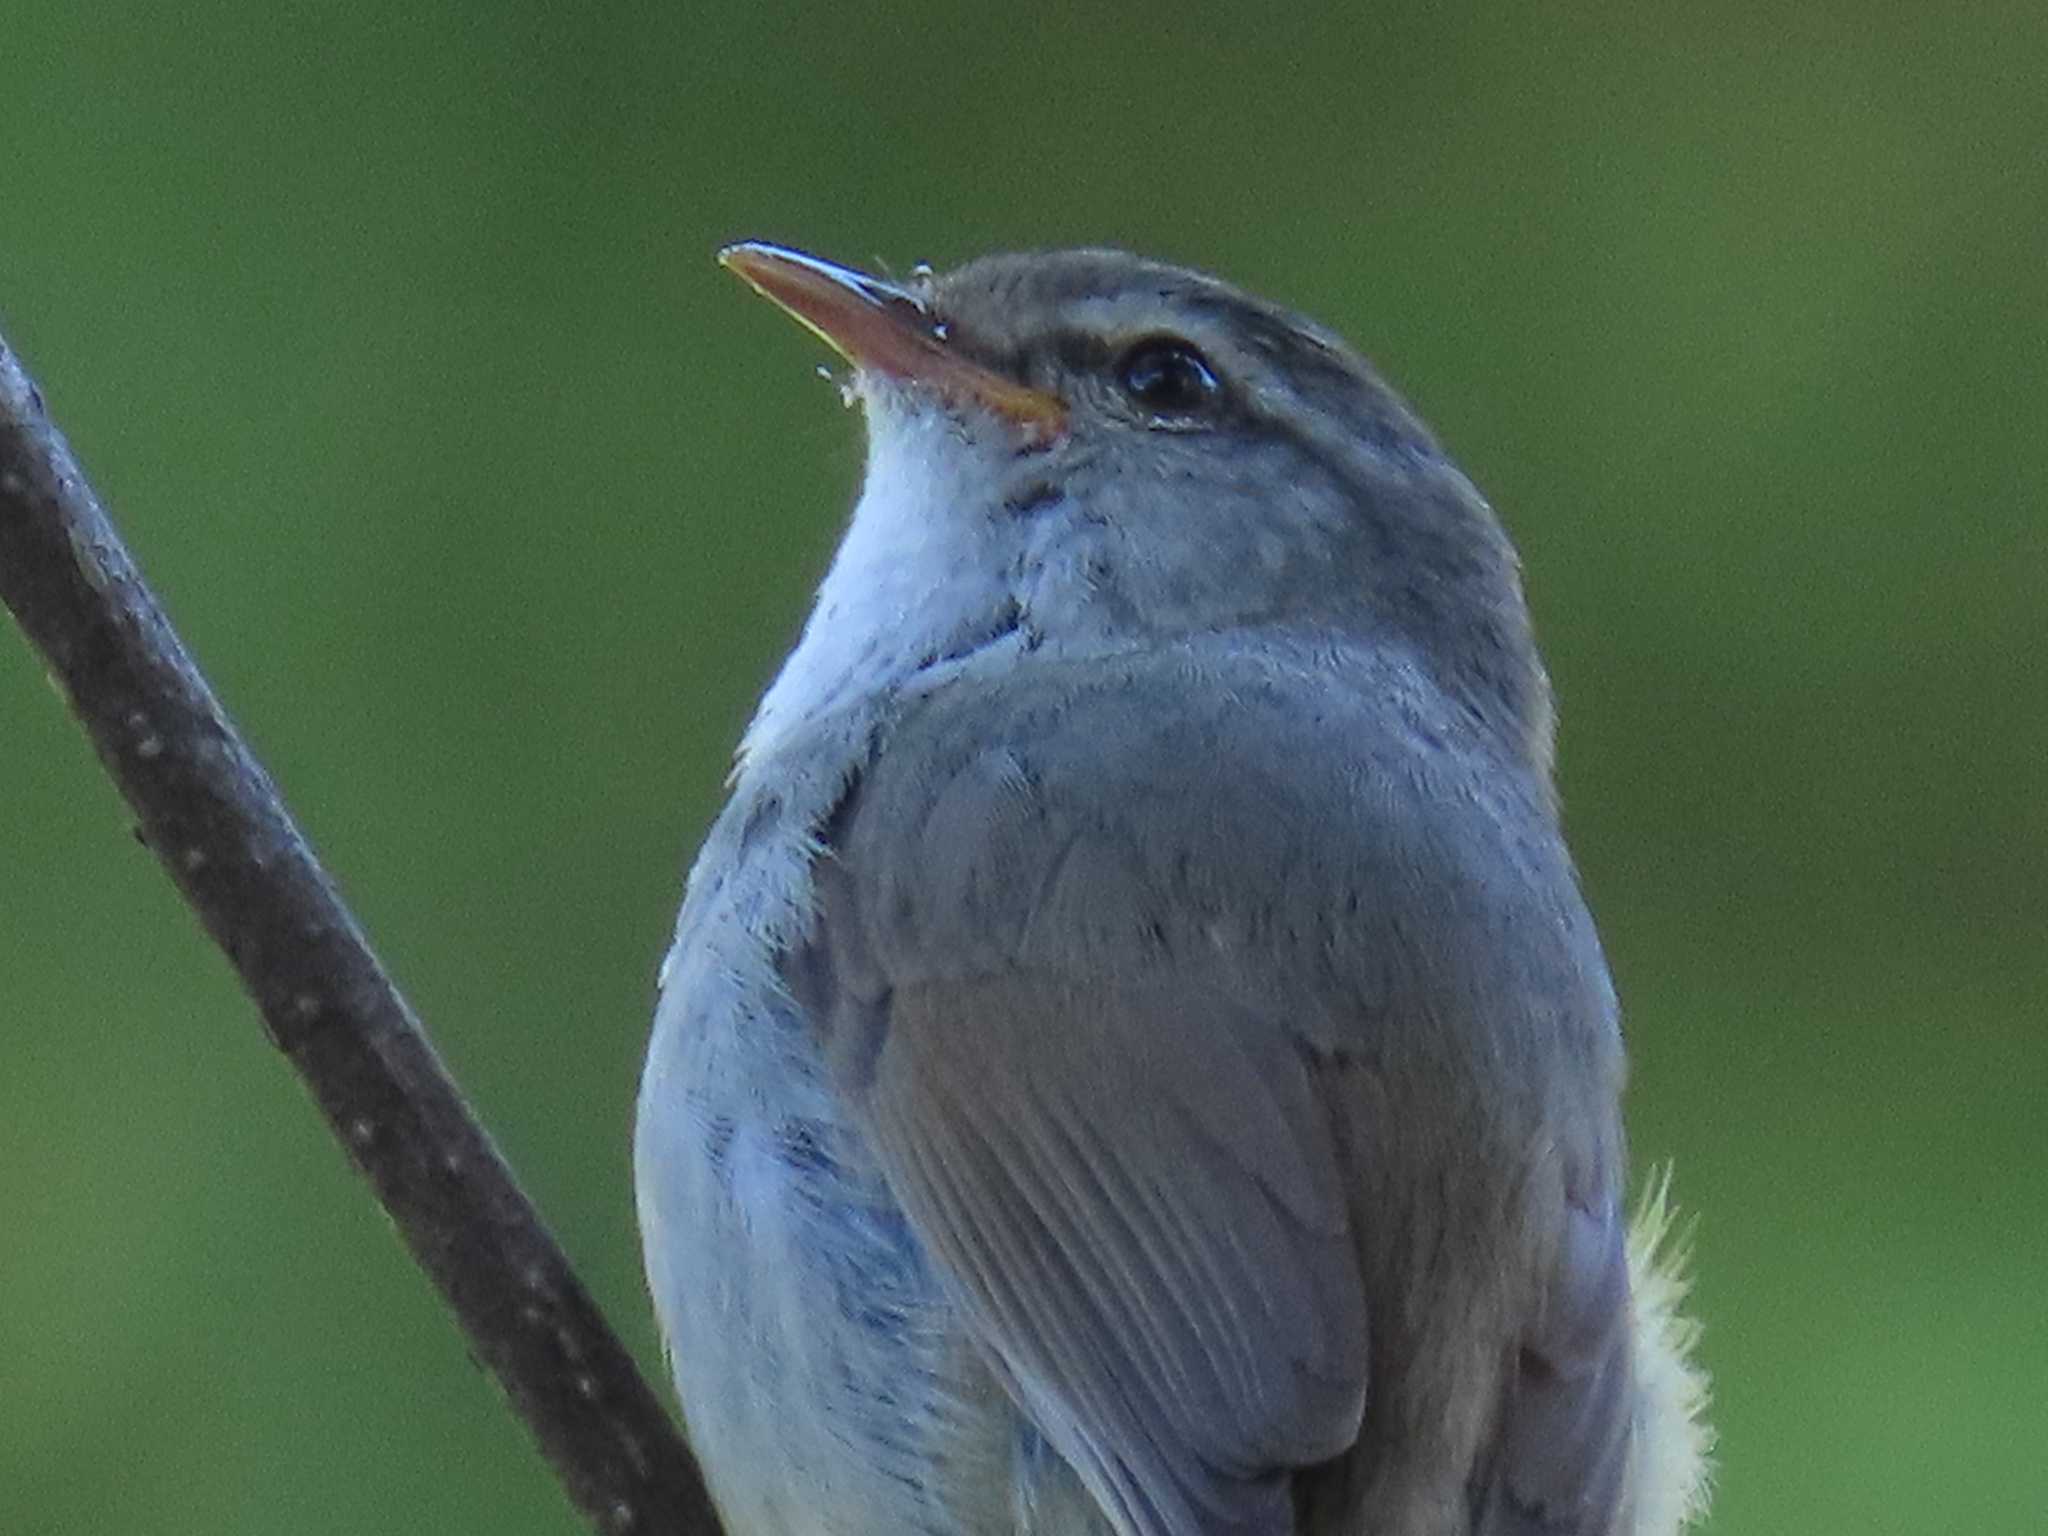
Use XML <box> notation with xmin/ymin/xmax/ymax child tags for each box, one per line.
<box><xmin>859</xmin><ymin>969</ymin><xmax>1367</xmax><ymax>1536</ymax></box>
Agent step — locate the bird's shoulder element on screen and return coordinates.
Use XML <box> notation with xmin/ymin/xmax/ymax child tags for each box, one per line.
<box><xmin>832</xmin><ymin>630</ymin><xmax>1604</xmax><ymax>1036</ymax></box>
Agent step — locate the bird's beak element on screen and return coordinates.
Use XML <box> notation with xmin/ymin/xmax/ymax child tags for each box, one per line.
<box><xmin>719</xmin><ymin>241</ymin><xmax>1067</xmax><ymax>443</ymax></box>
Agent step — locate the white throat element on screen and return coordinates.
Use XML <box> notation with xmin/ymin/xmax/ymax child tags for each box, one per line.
<box><xmin>738</xmin><ymin>391</ymin><xmax>1024</xmax><ymax>770</ymax></box>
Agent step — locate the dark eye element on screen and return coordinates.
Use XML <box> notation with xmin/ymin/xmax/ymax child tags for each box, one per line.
<box><xmin>1116</xmin><ymin>337</ymin><xmax>1221</xmax><ymax>417</ymax></box>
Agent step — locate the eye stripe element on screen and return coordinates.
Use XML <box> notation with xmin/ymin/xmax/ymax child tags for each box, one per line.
<box><xmin>1047</xmin><ymin>326</ymin><xmax>1115</xmax><ymax>373</ymax></box>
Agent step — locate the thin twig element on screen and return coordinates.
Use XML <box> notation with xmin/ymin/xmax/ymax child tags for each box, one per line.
<box><xmin>0</xmin><ymin>329</ymin><xmax>720</xmax><ymax>1536</ymax></box>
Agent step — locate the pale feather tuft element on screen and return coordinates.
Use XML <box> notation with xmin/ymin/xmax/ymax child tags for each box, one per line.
<box><xmin>1625</xmin><ymin>1167</ymin><xmax>1715</xmax><ymax>1534</ymax></box>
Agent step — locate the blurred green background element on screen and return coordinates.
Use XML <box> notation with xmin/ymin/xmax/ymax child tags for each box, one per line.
<box><xmin>4</xmin><ymin>2</ymin><xmax>2043</xmax><ymax>1531</ymax></box>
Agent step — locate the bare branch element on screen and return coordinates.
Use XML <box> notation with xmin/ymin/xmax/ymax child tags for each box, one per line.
<box><xmin>0</xmin><ymin>329</ymin><xmax>720</xmax><ymax>1536</ymax></box>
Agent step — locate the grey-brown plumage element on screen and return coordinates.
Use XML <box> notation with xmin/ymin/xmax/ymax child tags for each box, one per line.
<box><xmin>635</xmin><ymin>245</ymin><xmax>1711</xmax><ymax>1536</ymax></box>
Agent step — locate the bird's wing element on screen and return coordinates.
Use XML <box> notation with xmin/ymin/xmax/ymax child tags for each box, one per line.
<box><xmin>792</xmin><ymin>653</ymin><xmax>1384</xmax><ymax>1536</ymax></box>
<box><xmin>786</xmin><ymin>643</ymin><xmax>1624</xmax><ymax>1536</ymax></box>
<box><xmin>1476</xmin><ymin>1188</ymin><xmax>1636</xmax><ymax>1534</ymax></box>
<box><xmin>861</xmin><ymin>964</ymin><xmax>1365</xmax><ymax>1536</ymax></box>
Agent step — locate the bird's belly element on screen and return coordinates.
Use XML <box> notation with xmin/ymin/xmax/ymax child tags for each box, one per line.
<box><xmin>636</xmin><ymin>972</ymin><xmax>998</xmax><ymax>1536</ymax></box>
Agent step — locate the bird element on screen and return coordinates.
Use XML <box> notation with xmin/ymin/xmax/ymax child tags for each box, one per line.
<box><xmin>633</xmin><ymin>241</ymin><xmax>1711</xmax><ymax>1536</ymax></box>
